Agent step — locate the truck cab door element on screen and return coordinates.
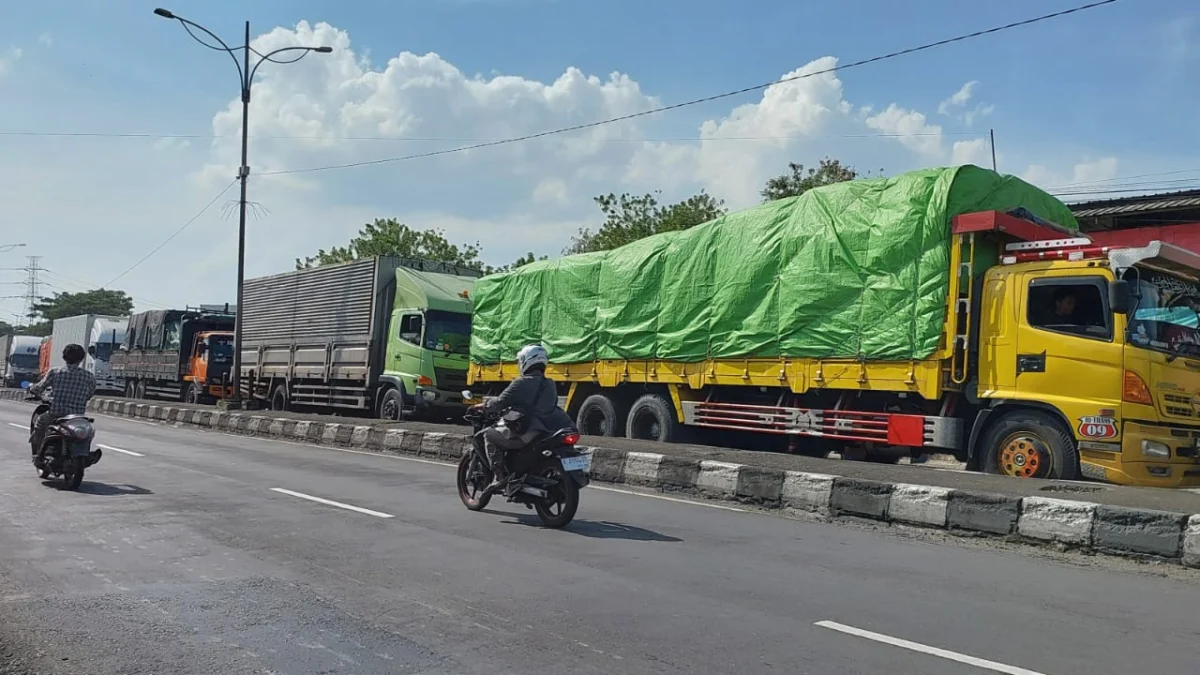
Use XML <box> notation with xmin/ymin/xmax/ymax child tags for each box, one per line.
<box><xmin>386</xmin><ymin>310</ymin><xmax>425</xmax><ymax>379</ymax></box>
<box><xmin>1014</xmin><ymin>273</ymin><xmax>1124</xmax><ymax>440</ymax></box>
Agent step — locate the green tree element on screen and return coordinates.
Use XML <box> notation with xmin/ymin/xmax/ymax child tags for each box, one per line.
<box><xmin>30</xmin><ymin>289</ymin><xmax>134</xmax><ymax>323</ymax></box>
<box><xmin>297</xmin><ymin>218</ymin><xmax>487</xmax><ymax>270</ymax></box>
<box><xmin>760</xmin><ymin>157</ymin><xmax>861</xmax><ymax>202</ymax></box>
<box><xmin>567</xmin><ymin>191</ymin><xmax>726</xmax><ymax>254</ymax></box>
<box><xmin>0</xmin><ymin>320</ymin><xmax>12</xmax><ymax>335</ymax></box>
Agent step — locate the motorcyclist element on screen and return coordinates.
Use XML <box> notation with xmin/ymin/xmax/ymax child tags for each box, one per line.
<box><xmin>469</xmin><ymin>344</ymin><xmax>573</xmax><ymax>490</ymax></box>
<box><xmin>28</xmin><ymin>343</ymin><xmax>96</xmax><ymax>459</ymax></box>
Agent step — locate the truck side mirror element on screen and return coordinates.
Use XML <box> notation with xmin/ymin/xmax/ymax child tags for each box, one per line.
<box><xmin>87</xmin><ymin>345</ymin><xmax>96</xmax><ymax>357</ymax></box>
<box><xmin>1109</xmin><ymin>280</ymin><xmax>1133</xmax><ymax>315</ymax></box>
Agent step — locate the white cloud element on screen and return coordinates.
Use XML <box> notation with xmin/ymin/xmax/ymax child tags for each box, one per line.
<box><xmin>0</xmin><ymin>18</ymin><xmax>1127</xmax><ymax>321</ymax></box>
<box><xmin>938</xmin><ymin>80</ymin><xmax>978</xmax><ymax>114</ymax></box>
<box><xmin>37</xmin><ymin>33</ymin><xmax>52</xmax><ymax>48</ymax></box>
<box><xmin>0</xmin><ymin>46</ymin><xmax>23</xmax><ymax>78</ymax></box>
<box><xmin>952</xmin><ymin>138</ymin><xmax>992</xmax><ymax>167</ymax></box>
<box><xmin>865</xmin><ymin>104</ymin><xmax>943</xmax><ymax>157</ymax></box>
<box><xmin>1021</xmin><ymin>157</ymin><xmax>1120</xmax><ymax>191</ymax></box>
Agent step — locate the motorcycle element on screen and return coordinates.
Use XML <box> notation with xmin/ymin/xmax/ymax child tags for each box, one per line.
<box><xmin>27</xmin><ymin>392</ymin><xmax>102</xmax><ymax>490</ymax></box>
<box><xmin>457</xmin><ymin>393</ymin><xmax>590</xmax><ymax>528</ymax></box>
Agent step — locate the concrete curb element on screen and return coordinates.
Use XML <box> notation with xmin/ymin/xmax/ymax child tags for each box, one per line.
<box><xmin>5</xmin><ymin>390</ymin><xmax>1199</xmax><ymax>570</ymax></box>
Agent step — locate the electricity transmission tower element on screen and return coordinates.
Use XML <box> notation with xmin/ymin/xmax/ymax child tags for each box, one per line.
<box><xmin>22</xmin><ymin>256</ymin><xmax>43</xmax><ymax>325</ymax></box>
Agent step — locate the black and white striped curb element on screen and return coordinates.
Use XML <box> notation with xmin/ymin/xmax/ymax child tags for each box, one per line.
<box><xmin>5</xmin><ymin>390</ymin><xmax>1199</xmax><ymax>570</ymax></box>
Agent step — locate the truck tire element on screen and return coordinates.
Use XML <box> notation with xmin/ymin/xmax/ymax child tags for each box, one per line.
<box><xmin>379</xmin><ymin>388</ymin><xmax>405</xmax><ymax>422</ymax></box>
<box><xmin>980</xmin><ymin>409</ymin><xmax>1080</xmax><ymax>480</ymax></box>
<box><xmin>185</xmin><ymin>383</ymin><xmax>202</xmax><ymax>405</ymax></box>
<box><xmin>626</xmin><ymin>393</ymin><xmax>683</xmax><ymax>443</ymax></box>
<box><xmin>576</xmin><ymin>393</ymin><xmax>627</xmax><ymax>438</ymax></box>
<box><xmin>135</xmin><ymin>381</ymin><xmax>147</xmax><ymax>400</ymax></box>
<box><xmin>125</xmin><ymin>380</ymin><xmax>136</xmax><ymax>399</ymax></box>
<box><xmin>270</xmin><ymin>386</ymin><xmax>288</xmax><ymax>412</ymax></box>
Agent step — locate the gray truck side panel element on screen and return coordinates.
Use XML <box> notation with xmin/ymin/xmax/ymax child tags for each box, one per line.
<box><xmin>240</xmin><ymin>257</ymin><xmax>398</xmax><ymax>389</ymax></box>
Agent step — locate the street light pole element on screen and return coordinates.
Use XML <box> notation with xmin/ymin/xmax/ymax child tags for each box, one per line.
<box><xmin>0</xmin><ymin>244</ymin><xmax>26</xmax><ymax>254</ymax></box>
<box><xmin>153</xmin><ymin>9</ymin><xmax>331</xmax><ymax>409</ymax></box>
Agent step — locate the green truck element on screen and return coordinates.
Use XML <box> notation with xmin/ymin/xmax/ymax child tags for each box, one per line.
<box><xmin>238</xmin><ymin>257</ymin><xmax>479</xmax><ymax>419</ymax></box>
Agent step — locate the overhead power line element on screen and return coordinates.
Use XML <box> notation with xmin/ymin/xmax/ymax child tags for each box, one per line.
<box><xmin>104</xmin><ymin>179</ymin><xmax>237</xmax><ymax>287</ymax></box>
<box><xmin>254</xmin><ymin>0</ymin><xmax>1117</xmax><ymax>177</ymax></box>
<box><xmin>0</xmin><ymin>130</ymin><xmax>984</xmax><ymax>142</ymax></box>
<box><xmin>1046</xmin><ymin>167</ymin><xmax>1200</xmax><ymax>191</ymax></box>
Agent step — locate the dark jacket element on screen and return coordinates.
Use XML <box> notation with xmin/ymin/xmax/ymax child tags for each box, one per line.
<box><xmin>483</xmin><ymin>370</ymin><xmax>574</xmax><ymax>434</ymax></box>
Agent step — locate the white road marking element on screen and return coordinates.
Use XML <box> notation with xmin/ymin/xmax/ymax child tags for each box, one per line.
<box><xmin>98</xmin><ymin>444</ymin><xmax>144</xmax><ymax>457</ymax></box>
<box><xmin>815</xmin><ymin>620</ymin><xmax>1049</xmax><ymax>675</ymax></box>
<box><xmin>6</xmin><ymin>422</ymin><xmax>26</xmax><ymax>429</ymax></box>
<box><xmin>270</xmin><ymin>487</ymin><xmax>394</xmax><ymax>519</ymax></box>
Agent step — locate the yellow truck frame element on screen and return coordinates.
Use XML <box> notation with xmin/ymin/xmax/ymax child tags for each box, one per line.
<box><xmin>471</xmin><ymin>211</ymin><xmax>1200</xmax><ymax>487</ymax></box>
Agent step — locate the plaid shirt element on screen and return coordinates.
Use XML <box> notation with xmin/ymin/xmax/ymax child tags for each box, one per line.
<box><xmin>29</xmin><ymin>364</ymin><xmax>96</xmax><ymax>416</ymax></box>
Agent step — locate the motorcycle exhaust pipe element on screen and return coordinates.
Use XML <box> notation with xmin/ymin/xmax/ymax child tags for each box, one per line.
<box><xmin>519</xmin><ymin>486</ymin><xmax>548</xmax><ymax>499</ymax></box>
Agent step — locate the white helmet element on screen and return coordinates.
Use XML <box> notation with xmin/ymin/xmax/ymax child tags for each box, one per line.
<box><xmin>516</xmin><ymin>344</ymin><xmax>549</xmax><ymax>374</ymax></box>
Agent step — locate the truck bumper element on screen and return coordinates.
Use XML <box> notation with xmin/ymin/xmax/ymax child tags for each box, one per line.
<box><xmin>414</xmin><ymin>386</ymin><xmax>469</xmax><ymax>411</ymax></box>
<box><xmin>1080</xmin><ymin>420</ymin><xmax>1200</xmax><ymax>487</ymax></box>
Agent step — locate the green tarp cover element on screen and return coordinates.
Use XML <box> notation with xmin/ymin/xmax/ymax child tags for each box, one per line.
<box><xmin>471</xmin><ymin>165</ymin><xmax>1078</xmax><ymax>364</ymax></box>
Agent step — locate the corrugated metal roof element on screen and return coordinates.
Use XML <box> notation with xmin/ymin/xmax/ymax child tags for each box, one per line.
<box><xmin>1068</xmin><ymin>189</ymin><xmax>1200</xmax><ymax>218</ymax></box>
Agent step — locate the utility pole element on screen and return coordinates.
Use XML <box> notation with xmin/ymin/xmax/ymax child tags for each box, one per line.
<box><xmin>989</xmin><ymin>129</ymin><xmax>998</xmax><ymax>172</ymax></box>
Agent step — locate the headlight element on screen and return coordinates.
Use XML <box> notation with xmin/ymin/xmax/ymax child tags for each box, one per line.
<box><xmin>1141</xmin><ymin>440</ymin><xmax>1170</xmax><ymax>459</ymax></box>
<box><xmin>421</xmin><ymin>390</ymin><xmax>437</xmax><ymax>402</ymax></box>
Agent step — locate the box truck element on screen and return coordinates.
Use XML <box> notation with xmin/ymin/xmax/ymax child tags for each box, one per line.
<box><xmin>49</xmin><ymin>314</ymin><xmax>128</xmax><ymax>394</ymax></box>
<box><xmin>239</xmin><ymin>257</ymin><xmax>478</xmax><ymax>419</ymax></box>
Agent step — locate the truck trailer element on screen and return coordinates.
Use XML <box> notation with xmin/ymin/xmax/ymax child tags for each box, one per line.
<box><xmin>111</xmin><ymin>307</ymin><xmax>235</xmax><ymax>402</ymax></box>
<box><xmin>469</xmin><ymin>165</ymin><xmax>1200</xmax><ymax>488</ymax></box>
<box><xmin>239</xmin><ymin>257</ymin><xmax>478</xmax><ymax>419</ymax></box>
<box><xmin>49</xmin><ymin>314</ymin><xmax>128</xmax><ymax>394</ymax></box>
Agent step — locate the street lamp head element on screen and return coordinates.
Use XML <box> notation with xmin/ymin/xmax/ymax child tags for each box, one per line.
<box><xmin>313</xmin><ymin>46</ymin><xmax>333</xmax><ymax>53</ymax></box>
<box><xmin>153</xmin><ymin>8</ymin><xmax>176</xmax><ymax>19</ymax></box>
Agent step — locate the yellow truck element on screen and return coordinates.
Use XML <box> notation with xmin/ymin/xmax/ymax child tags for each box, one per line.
<box><xmin>469</xmin><ymin>167</ymin><xmax>1200</xmax><ymax>487</ymax></box>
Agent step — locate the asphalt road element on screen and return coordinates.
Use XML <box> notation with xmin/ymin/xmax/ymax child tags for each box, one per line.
<box><xmin>0</xmin><ymin>400</ymin><xmax>1197</xmax><ymax>675</ymax></box>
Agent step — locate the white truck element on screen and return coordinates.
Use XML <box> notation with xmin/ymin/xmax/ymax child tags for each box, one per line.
<box><xmin>5</xmin><ymin>335</ymin><xmax>43</xmax><ymax>388</ymax></box>
<box><xmin>50</xmin><ymin>314</ymin><xmax>128</xmax><ymax>394</ymax></box>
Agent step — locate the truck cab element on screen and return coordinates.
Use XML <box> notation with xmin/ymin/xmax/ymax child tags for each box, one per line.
<box><xmin>974</xmin><ymin>237</ymin><xmax>1200</xmax><ymax>487</ymax></box>
<box><xmin>183</xmin><ymin>331</ymin><xmax>234</xmax><ymax>403</ymax></box>
<box><xmin>383</xmin><ymin>266</ymin><xmax>475</xmax><ymax>419</ymax></box>
<box><xmin>6</xmin><ymin>336</ymin><xmax>42</xmax><ymax>387</ymax></box>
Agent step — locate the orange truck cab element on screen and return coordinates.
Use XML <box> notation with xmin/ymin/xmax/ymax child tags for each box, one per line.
<box><xmin>183</xmin><ymin>331</ymin><xmax>234</xmax><ymax>404</ymax></box>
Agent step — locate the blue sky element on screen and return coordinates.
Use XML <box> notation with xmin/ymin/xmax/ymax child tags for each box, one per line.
<box><xmin>0</xmin><ymin>0</ymin><xmax>1196</xmax><ymax>321</ymax></box>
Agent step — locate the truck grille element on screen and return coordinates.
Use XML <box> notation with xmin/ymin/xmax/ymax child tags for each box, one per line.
<box><xmin>434</xmin><ymin>367</ymin><xmax>468</xmax><ymax>391</ymax></box>
<box><xmin>1162</xmin><ymin>393</ymin><xmax>1197</xmax><ymax>419</ymax></box>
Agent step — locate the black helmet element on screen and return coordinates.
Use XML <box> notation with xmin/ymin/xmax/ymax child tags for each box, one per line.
<box><xmin>62</xmin><ymin>343</ymin><xmax>86</xmax><ymax>366</ymax></box>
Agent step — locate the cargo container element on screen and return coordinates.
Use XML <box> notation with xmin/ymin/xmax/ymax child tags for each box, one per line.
<box><xmin>470</xmin><ymin>166</ymin><xmax>1200</xmax><ymax>488</ymax></box>
<box><xmin>239</xmin><ymin>257</ymin><xmax>478</xmax><ymax>419</ymax></box>
<box><xmin>111</xmin><ymin>307</ymin><xmax>235</xmax><ymax>402</ymax></box>
<box><xmin>49</xmin><ymin>314</ymin><xmax>128</xmax><ymax>394</ymax></box>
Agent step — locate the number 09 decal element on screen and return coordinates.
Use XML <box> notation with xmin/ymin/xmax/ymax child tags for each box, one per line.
<box><xmin>1078</xmin><ymin>415</ymin><xmax>1118</xmax><ymax>439</ymax></box>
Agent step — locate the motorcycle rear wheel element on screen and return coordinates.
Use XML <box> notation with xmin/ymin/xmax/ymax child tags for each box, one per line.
<box><xmin>457</xmin><ymin>453</ymin><xmax>491</xmax><ymax>511</ymax></box>
<box><xmin>534</xmin><ymin>463</ymin><xmax>579</xmax><ymax>529</ymax></box>
<box><xmin>62</xmin><ymin>458</ymin><xmax>84</xmax><ymax>491</ymax></box>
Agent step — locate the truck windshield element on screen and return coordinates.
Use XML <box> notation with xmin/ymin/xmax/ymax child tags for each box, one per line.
<box><xmin>208</xmin><ymin>337</ymin><xmax>233</xmax><ymax>363</ymax></box>
<box><xmin>93</xmin><ymin>342</ymin><xmax>116</xmax><ymax>362</ymax></box>
<box><xmin>1126</xmin><ymin>269</ymin><xmax>1200</xmax><ymax>358</ymax></box>
<box><xmin>10</xmin><ymin>354</ymin><xmax>38</xmax><ymax>370</ymax></box>
<box><xmin>425</xmin><ymin>310</ymin><xmax>472</xmax><ymax>355</ymax></box>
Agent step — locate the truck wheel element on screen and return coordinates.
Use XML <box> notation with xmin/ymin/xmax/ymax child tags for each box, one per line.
<box><xmin>135</xmin><ymin>381</ymin><xmax>147</xmax><ymax>400</ymax></box>
<box><xmin>185</xmin><ymin>383</ymin><xmax>202</xmax><ymax>405</ymax></box>
<box><xmin>576</xmin><ymin>394</ymin><xmax>627</xmax><ymax>438</ymax></box>
<box><xmin>980</xmin><ymin>409</ymin><xmax>1080</xmax><ymax>480</ymax></box>
<box><xmin>270</xmin><ymin>386</ymin><xmax>288</xmax><ymax>412</ymax></box>
<box><xmin>379</xmin><ymin>388</ymin><xmax>405</xmax><ymax>422</ymax></box>
<box><xmin>125</xmin><ymin>380</ymin><xmax>136</xmax><ymax>398</ymax></box>
<box><xmin>626</xmin><ymin>393</ymin><xmax>683</xmax><ymax>443</ymax></box>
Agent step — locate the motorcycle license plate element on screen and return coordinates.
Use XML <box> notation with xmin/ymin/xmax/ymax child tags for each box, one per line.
<box><xmin>560</xmin><ymin>455</ymin><xmax>591</xmax><ymax>473</ymax></box>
